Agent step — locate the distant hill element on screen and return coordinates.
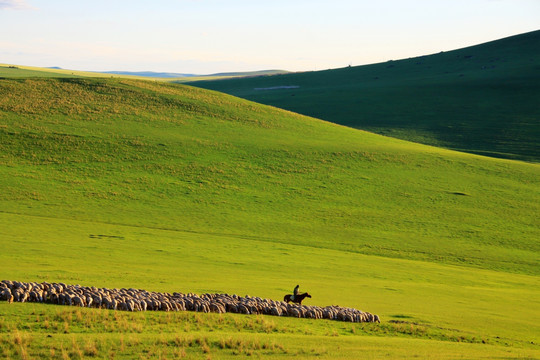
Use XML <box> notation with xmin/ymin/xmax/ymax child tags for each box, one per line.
<box><xmin>0</xmin><ymin>64</ymin><xmax>289</xmax><ymax>81</ymax></box>
<box><xmin>100</xmin><ymin>69</ymin><xmax>289</xmax><ymax>79</ymax></box>
<box><xmin>100</xmin><ymin>70</ymin><xmax>197</xmax><ymax>78</ymax></box>
<box><xmin>0</xmin><ymin>64</ymin><xmax>152</xmax><ymax>79</ymax></box>
<box><xmin>188</xmin><ymin>30</ymin><xmax>540</xmax><ymax>162</ymax></box>
<box><xmin>208</xmin><ymin>70</ymin><xmax>289</xmax><ymax>77</ymax></box>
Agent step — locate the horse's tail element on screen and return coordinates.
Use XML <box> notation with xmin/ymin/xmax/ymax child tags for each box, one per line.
<box><xmin>283</xmin><ymin>294</ymin><xmax>290</xmax><ymax>303</ymax></box>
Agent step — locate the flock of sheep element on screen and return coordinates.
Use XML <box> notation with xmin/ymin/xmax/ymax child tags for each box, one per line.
<box><xmin>0</xmin><ymin>280</ymin><xmax>380</xmax><ymax>323</ymax></box>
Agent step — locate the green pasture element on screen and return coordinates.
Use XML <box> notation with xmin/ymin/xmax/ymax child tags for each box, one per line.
<box><xmin>0</xmin><ymin>77</ymin><xmax>539</xmax><ymax>358</ymax></box>
<box><xmin>1</xmin><ymin>213</ymin><xmax>539</xmax><ymax>358</ymax></box>
<box><xmin>2</xmin><ymin>302</ymin><xmax>539</xmax><ymax>359</ymax></box>
<box><xmin>190</xmin><ymin>30</ymin><xmax>540</xmax><ymax>162</ymax></box>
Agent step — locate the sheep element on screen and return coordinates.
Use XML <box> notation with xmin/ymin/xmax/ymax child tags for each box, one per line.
<box><xmin>175</xmin><ymin>299</ymin><xmax>186</xmax><ymax>311</ymax></box>
<box><xmin>117</xmin><ymin>301</ymin><xmax>127</xmax><ymax>311</ymax></box>
<box><xmin>1</xmin><ymin>280</ymin><xmax>13</xmax><ymax>289</ymax></box>
<box><xmin>91</xmin><ymin>294</ymin><xmax>102</xmax><ymax>308</ymax></box>
<box><xmin>161</xmin><ymin>301</ymin><xmax>171</xmax><ymax>312</ymax></box>
<box><xmin>71</xmin><ymin>296</ymin><xmax>85</xmax><ymax>307</ymax></box>
<box><xmin>210</xmin><ymin>303</ymin><xmax>225</xmax><ymax>313</ymax></box>
<box><xmin>13</xmin><ymin>289</ymin><xmax>28</xmax><ymax>303</ymax></box>
<box><xmin>0</xmin><ymin>288</ymin><xmax>12</xmax><ymax>301</ymax></box>
<box><xmin>226</xmin><ymin>303</ymin><xmax>238</xmax><ymax>313</ymax></box>
<box><xmin>288</xmin><ymin>308</ymin><xmax>301</xmax><ymax>318</ymax></box>
<box><xmin>0</xmin><ymin>280</ymin><xmax>380</xmax><ymax>324</ymax></box>
<box><xmin>125</xmin><ymin>300</ymin><xmax>135</xmax><ymax>312</ymax></box>
<box><xmin>237</xmin><ymin>304</ymin><xmax>250</xmax><ymax>315</ymax></box>
<box><xmin>29</xmin><ymin>290</ymin><xmax>41</xmax><ymax>303</ymax></box>
<box><xmin>270</xmin><ymin>306</ymin><xmax>282</xmax><ymax>316</ymax></box>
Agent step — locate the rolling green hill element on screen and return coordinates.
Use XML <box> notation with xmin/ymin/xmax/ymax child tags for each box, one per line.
<box><xmin>0</xmin><ymin>77</ymin><xmax>539</xmax><ymax>358</ymax></box>
<box><xmin>1</xmin><ymin>77</ymin><xmax>538</xmax><ymax>274</ymax></box>
<box><xmin>188</xmin><ymin>30</ymin><xmax>540</xmax><ymax>162</ymax></box>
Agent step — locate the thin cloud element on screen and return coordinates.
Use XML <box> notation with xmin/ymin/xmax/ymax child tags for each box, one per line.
<box><xmin>0</xmin><ymin>0</ymin><xmax>33</xmax><ymax>10</ymax></box>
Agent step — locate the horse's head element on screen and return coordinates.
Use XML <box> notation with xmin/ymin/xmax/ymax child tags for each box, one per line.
<box><xmin>306</xmin><ymin>293</ymin><xmax>312</xmax><ymax>298</ymax></box>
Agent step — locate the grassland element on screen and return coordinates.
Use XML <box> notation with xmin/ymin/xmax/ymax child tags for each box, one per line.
<box><xmin>2</xmin><ymin>300</ymin><xmax>539</xmax><ymax>359</ymax></box>
<box><xmin>189</xmin><ymin>30</ymin><xmax>540</xmax><ymax>162</ymax></box>
<box><xmin>0</xmin><ymin>77</ymin><xmax>539</xmax><ymax>358</ymax></box>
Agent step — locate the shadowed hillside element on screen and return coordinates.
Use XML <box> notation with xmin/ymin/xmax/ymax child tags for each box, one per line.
<box><xmin>189</xmin><ymin>30</ymin><xmax>540</xmax><ymax>162</ymax></box>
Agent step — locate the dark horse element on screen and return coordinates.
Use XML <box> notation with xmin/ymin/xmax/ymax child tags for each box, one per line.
<box><xmin>284</xmin><ymin>292</ymin><xmax>311</xmax><ymax>305</ymax></box>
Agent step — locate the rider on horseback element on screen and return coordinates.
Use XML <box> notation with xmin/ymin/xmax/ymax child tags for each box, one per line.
<box><xmin>284</xmin><ymin>285</ymin><xmax>311</xmax><ymax>304</ymax></box>
<box><xmin>291</xmin><ymin>284</ymin><xmax>299</xmax><ymax>302</ymax></box>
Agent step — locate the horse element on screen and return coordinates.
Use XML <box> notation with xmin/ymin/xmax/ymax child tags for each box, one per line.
<box><xmin>284</xmin><ymin>292</ymin><xmax>311</xmax><ymax>305</ymax></box>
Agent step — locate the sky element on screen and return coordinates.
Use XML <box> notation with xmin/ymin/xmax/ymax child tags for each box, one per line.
<box><xmin>1</xmin><ymin>0</ymin><xmax>539</xmax><ymax>74</ymax></box>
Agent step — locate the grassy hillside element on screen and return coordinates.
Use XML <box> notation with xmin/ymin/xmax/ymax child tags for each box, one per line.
<box><xmin>0</xmin><ymin>77</ymin><xmax>539</xmax><ymax>358</ymax></box>
<box><xmin>1</xmin><ymin>77</ymin><xmax>538</xmax><ymax>274</ymax></box>
<box><xmin>189</xmin><ymin>30</ymin><xmax>540</xmax><ymax>162</ymax></box>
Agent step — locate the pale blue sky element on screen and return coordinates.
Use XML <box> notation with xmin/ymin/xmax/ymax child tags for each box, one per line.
<box><xmin>1</xmin><ymin>0</ymin><xmax>538</xmax><ymax>74</ymax></box>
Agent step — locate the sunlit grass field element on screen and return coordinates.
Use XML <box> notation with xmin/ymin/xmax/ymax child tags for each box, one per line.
<box><xmin>2</xmin><ymin>301</ymin><xmax>538</xmax><ymax>359</ymax></box>
<box><xmin>0</xmin><ymin>77</ymin><xmax>539</xmax><ymax>358</ymax></box>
